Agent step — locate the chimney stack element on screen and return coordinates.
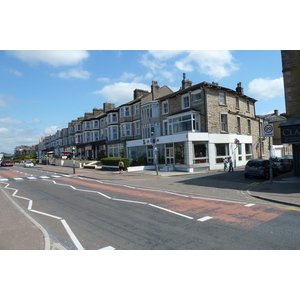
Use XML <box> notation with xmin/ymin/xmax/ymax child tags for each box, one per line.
<box><xmin>236</xmin><ymin>82</ymin><xmax>244</xmax><ymax>94</ymax></box>
<box><xmin>182</xmin><ymin>73</ymin><xmax>192</xmax><ymax>90</ymax></box>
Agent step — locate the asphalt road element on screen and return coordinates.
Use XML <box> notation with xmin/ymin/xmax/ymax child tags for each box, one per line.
<box><xmin>2</xmin><ymin>165</ymin><xmax>300</xmax><ymax>250</ymax></box>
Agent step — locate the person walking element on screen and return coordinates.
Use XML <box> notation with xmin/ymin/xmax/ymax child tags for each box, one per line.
<box><xmin>223</xmin><ymin>157</ymin><xmax>228</xmax><ymax>172</ymax></box>
<box><xmin>118</xmin><ymin>160</ymin><xmax>124</xmax><ymax>174</ymax></box>
<box><xmin>228</xmin><ymin>156</ymin><xmax>234</xmax><ymax>172</ymax></box>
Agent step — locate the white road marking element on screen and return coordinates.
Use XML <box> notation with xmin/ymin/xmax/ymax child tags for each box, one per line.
<box><xmin>40</xmin><ymin>176</ymin><xmax>50</xmax><ymax>179</ymax></box>
<box><xmin>51</xmin><ymin>175</ymin><xmax>62</xmax><ymax>178</ymax></box>
<box><xmin>148</xmin><ymin>204</ymin><xmax>194</xmax><ymax>219</ymax></box>
<box><xmin>245</xmin><ymin>203</ymin><xmax>255</xmax><ymax>207</ymax></box>
<box><xmin>29</xmin><ymin>209</ymin><xmax>62</xmax><ymax>219</ymax></box>
<box><xmin>99</xmin><ymin>246</ymin><xmax>115</xmax><ymax>250</ymax></box>
<box><xmin>61</xmin><ymin>219</ymin><xmax>84</xmax><ymax>250</ymax></box>
<box><xmin>14</xmin><ymin>177</ymin><xmax>24</xmax><ymax>181</ymax></box>
<box><xmin>197</xmin><ymin>216</ymin><xmax>213</xmax><ymax>222</ymax></box>
<box><xmin>27</xmin><ymin>177</ymin><xmax>37</xmax><ymax>180</ymax></box>
<box><xmin>0</xmin><ymin>178</ymin><xmax>8</xmax><ymax>181</ymax></box>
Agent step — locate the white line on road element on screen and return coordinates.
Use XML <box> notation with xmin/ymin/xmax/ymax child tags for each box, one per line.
<box><xmin>29</xmin><ymin>209</ymin><xmax>62</xmax><ymax>219</ymax></box>
<box><xmin>148</xmin><ymin>204</ymin><xmax>194</xmax><ymax>219</ymax></box>
<box><xmin>197</xmin><ymin>216</ymin><xmax>213</xmax><ymax>222</ymax></box>
<box><xmin>61</xmin><ymin>219</ymin><xmax>84</xmax><ymax>250</ymax></box>
<box><xmin>14</xmin><ymin>178</ymin><xmax>24</xmax><ymax>181</ymax></box>
<box><xmin>99</xmin><ymin>246</ymin><xmax>115</xmax><ymax>250</ymax></box>
<box><xmin>245</xmin><ymin>203</ymin><xmax>255</xmax><ymax>207</ymax></box>
<box><xmin>27</xmin><ymin>177</ymin><xmax>37</xmax><ymax>180</ymax></box>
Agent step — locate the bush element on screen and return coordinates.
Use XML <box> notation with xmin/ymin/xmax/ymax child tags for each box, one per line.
<box><xmin>101</xmin><ymin>157</ymin><xmax>130</xmax><ymax>170</ymax></box>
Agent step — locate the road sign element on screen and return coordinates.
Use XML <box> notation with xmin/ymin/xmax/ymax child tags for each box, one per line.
<box><xmin>263</xmin><ymin>123</ymin><xmax>274</xmax><ymax>137</ymax></box>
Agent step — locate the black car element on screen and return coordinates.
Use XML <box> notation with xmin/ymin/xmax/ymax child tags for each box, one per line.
<box><xmin>244</xmin><ymin>159</ymin><xmax>278</xmax><ymax>179</ymax></box>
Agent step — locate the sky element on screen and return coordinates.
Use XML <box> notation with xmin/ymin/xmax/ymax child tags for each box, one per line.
<box><xmin>1</xmin><ymin>1</ymin><xmax>296</xmax><ymax>155</ymax></box>
<box><xmin>0</xmin><ymin>50</ymin><xmax>285</xmax><ymax>154</ymax></box>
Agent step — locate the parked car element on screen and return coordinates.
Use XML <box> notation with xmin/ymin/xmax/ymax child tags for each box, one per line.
<box><xmin>1</xmin><ymin>160</ymin><xmax>14</xmax><ymax>167</ymax></box>
<box><xmin>24</xmin><ymin>161</ymin><xmax>34</xmax><ymax>168</ymax></box>
<box><xmin>273</xmin><ymin>157</ymin><xmax>293</xmax><ymax>173</ymax></box>
<box><xmin>244</xmin><ymin>159</ymin><xmax>278</xmax><ymax>179</ymax></box>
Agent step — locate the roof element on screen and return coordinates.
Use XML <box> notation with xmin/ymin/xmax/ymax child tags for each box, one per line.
<box><xmin>157</xmin><ymin>81</ymin><xmax>258</xmax><ymax>102</ymax></box>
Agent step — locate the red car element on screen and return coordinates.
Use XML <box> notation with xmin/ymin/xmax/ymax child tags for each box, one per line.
<box><xmin>1</xmin><ymin>160</ymin><xmax>14</xmax><ymax>167</ymax></box>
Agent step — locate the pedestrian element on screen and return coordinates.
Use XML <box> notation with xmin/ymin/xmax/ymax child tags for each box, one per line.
<box><xmin>228</xmin><ymin>156</ymin><xmax>234</xmax><ymax>172</ymax></box>
<box><xmin>223</xmin><ymin>157</ymin><xmax>228</xmax><ymax>172</ymax></box>
<box><xmin>118</xmin><ymin>160</ymin><xmax>124</xmax><ymax>174</ymax></box>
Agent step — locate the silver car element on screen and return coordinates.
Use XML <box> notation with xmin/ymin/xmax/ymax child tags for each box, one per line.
<box><xmin>273</xmin><ymin>157</ymin><xmax>293</xmax><ymax>173</ymax></box>
<box><xmin>24</xmin><ymin>161</ymin><xmax>34</xmax><ymax>168</ymax></box>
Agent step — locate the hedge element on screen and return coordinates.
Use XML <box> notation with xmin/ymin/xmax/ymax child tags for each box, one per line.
<box><xmin>101</xmin><ymin>157</ymin><xmax>130</xmax><ymax>170</ymax></box>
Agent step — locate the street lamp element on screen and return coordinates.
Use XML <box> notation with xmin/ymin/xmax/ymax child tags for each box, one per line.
<box><xmin>72</xmin><ymin>147</ymin><xmax>76</xmax><ymax>174</ymax></box>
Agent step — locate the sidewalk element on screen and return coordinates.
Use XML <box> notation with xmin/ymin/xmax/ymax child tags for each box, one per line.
<box><xmin>1</xmin><ymin>164</ymin><xmax>300</xmax><ymax>250</ymax></box>
<box><xmin>0</xmin><ymin>185</ymin><xmax>47</xmax><ymax>250</ymax></box>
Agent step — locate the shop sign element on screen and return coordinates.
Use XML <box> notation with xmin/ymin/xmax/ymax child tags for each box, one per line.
<box><xmin>281</xmin><ymin>125</ymin><xmax>300</xmax><ymax>143</ymax></box>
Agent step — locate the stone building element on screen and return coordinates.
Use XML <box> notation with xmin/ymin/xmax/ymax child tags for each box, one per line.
<box><xmin>127</xmin><ymin>75</ymin><xmax>267</xmax><ymax>171</ymax></box>
<box><xmin>37</xmin><ymin>75</ymin><xmax>267</xmax><ymax>172</ymax></box>
<box><xmin>280</xmin><ymin>50</ymin><xmax>300</xmax><ymax>176</ymax></box>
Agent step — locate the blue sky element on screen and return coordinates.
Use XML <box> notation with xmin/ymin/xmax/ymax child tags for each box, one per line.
<box><xmin>0</xmin><ymin>50</ymin><xmax>285</xmax><ymax>154</ymax></box>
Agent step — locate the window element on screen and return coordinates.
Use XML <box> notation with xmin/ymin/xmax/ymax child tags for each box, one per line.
<box><xmin>141</xmin><ymin>101</ymin><xmax>159</xmax><ymax>119</ymax></box>
<box><xmin>192</xmin><ymin>92</ymin><xmax>202</xmax><ymax>102</ymax></box>
<box><xmin>120</xmin><ymin>106</ymin><xmax>131</xmax><ymax>118</ymax></box>
<box><xmin>235</xmin><ymin>97</ymin><xmax>240</xmax><ymax>109</ymax></box>
<box><xmin>245</xmin><ymin>143</ymin><xmax>252</xmax><ymax>160</ymax></box>
<box><xmin>121</xmin><ymin>123</ymin><xmax>132</xmax><ymax>137</ymax></box>
<box><xmin>237</xmin><ymin>117</ymin><xmax>241</xmax><ymax>134</ymax></box>
<box><xmin>163</xmin><ymin>120</ymin><xmax>168</xmax><ymax>135</ymax></box>
<box><xmin>219</xmin><ymin>92</ymin><xmax>226</xmax><ymax>105</ymax></box>
<box><xmin>108</xmin><ymin>144</ymin><xmax>123</xmax><ymax>158</ymax></box>
<box><xmin>133</xmin><ymin>103</ymin><xmax>140</xmax><ymax>115</ymax></box>
<box><xmin>85</xmin><ymin>122</ymin><xmax>90</xmax><ymax>130</ymax></box>
<box><xmin>221</xmin><ymin>114</ymin><xmax>228</xmax><ymax>132</ymax></box>
<box><xmin>167</xmin><ymin>113</ymin><xmax>200</xmax><ymax>134</ymax></box>
<box><xmin>246</xmin><ymin>101</ymin><xmax>250</xmax><ymax>112</ymax></box>
<box><xmin>215</xmin><ymin>143</ymin><xmax>229</xmax><ymax>163</ymax></box>
<box><xmin>182</xmin><ymin>95</ymin><xmax>190</xmax><ymax>109</ymax></box>
<box><xmin>247</xmin><ymin>119</ymin><xmax>251</xmax><ymax>134</ymax></box>
<box><xmin>194</xmin><ymin>143</ymin><xmax>208</xmax><ymax>164</ymax></box>
<box><xmin>93</xmin><ymin>120</ymin><xmax>99</xmax><ymax>129</ymax></box>
<box><xmin>108</xmin><ymin>113</ymin><xmax>118</xmax><ymax>123</ymax></box>
<box><xmin>108</xmin><ymin>126</ymin><xmax>118</xmax><ymax>140</ymax></box>
<box><xmin>133</xmin><ymin>121</ymin><xmax>140</xmax><ymax>136</ymax></box>
<box><xmin>93</xmin><ymin>131</ymin><xmax>99</xmax><ymax>141</ymax></box>
<box><xmin>162</xmin><ymin>101</ymin><xmax>169</xmax><ymax>114</ymax></box>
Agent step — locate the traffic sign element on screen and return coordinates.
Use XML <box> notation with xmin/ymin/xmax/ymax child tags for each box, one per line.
<box><xmin>263</xmin><ymin>123</ymin><xmax>274</xmax><ymax>137</ymax></box>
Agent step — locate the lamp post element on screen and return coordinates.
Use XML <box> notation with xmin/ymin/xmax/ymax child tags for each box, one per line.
<box><xmin>72</xmin><ymin>147</ymin><xmax>76</xmax><ymax>174</ymax></box>
<box><xmin>151</xmin><ymin>132</ymin><xmax>159</xmax><ymax>176</ymax></box>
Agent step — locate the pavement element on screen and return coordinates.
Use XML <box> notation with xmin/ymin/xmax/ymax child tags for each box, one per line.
<box><xmin>1</xmin><ymin>164</ymin><xmax>300</xmax><ymax>250</ymax></box>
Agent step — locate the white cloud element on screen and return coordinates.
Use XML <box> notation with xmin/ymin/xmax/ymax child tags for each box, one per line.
<box><xmin>9</xmin><ymin>69</ymin><xmax>23</xmax><ymax>77</ymax></box>
<box><xmin>94</xmin><ymin>82</ymin><xmax>150</xmax><ymax>104</ymax></box>
<box><xmin>0</xmin><ymin>127</ymin><xmax>9</xmax><ymax>133</ymax></box>
<box><xmin>119</xmin><ymin>72</ymin><xmax>136</xmax><ymax>81</ymax></box>
<box><xmin>7</xmin><ymin>50</ymin><xmax>89</xmax><ymax>67</ymax></box>
<box><xmin>97</xmin><ymin>77</ymin><xmax>111</xmax><ymax>83</ymax></box>
<box><xmin>0</xmin><ymin>94</ymin><xmax>15</xmax><ymax>107</ymax></box>
<box><xmin>32</xmin><ymin>118</ymin><xmax>42</xmax><ymax>123</ymax></box>
<box><xmin>0</xmin><ymin>117</ymin><xmax>23</xmax><ymax>125</ymax></box>
<box><xmin>141</xmin><ymin>50</ymin><xmax>238</xmax><ymax>81</ymax></box>
<box><xmin>56</xmin><ymin>68</ymin><xmax>90</xmax><ymax>79</ymax></box>
<box><xmin>175</xmin><ymin>50</ymin><xmax>239</xmax><ymax>80</ymax></box>
<box><xmin>248</xmin><ymin>77</ymin><xmax>284</xmax><ymax>100</ymax></box>
<box><xmin>44</xmin><ymin>125</ymin><xmax>60</xmax><ymax>135</ymax></box>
